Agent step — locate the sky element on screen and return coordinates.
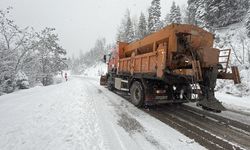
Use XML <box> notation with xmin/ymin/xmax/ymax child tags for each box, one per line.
<box><xmin>0</xmin><ymin>0</ymin><xmax>187</xmax><ymax>57</ymax></box>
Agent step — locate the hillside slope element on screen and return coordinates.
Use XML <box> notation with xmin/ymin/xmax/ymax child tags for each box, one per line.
<box><xmin>214</xmin><ymin>22</ymin><xmax>250</xmax><ymax>96</ymax></box>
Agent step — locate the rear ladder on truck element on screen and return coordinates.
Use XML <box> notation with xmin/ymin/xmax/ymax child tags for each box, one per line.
<box><xmin>219</xmin><ymin>49</ymin><xmax>231</xmax><ymax>73</ymax></box>
<box><xmin>190</xmin><ymin>60</ymin><xmax>203</xmax><ymax>101</ymax></box>
<box><xmin>218</xmin><ymin>49</ymin><xmax>241</xmax><ymax>84</ymax></box>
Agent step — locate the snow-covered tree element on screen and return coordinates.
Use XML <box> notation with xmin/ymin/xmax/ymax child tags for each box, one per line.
<box><xmin>182</xmin><ymin>5</ymin><xmax>190</xmax><ymax>24</ymax></box>
<box><xmin>206</xmin><ymin>0</ymin><xmax>248</xmax><ymax>27</ymax></box>
<box><xmin>187</xmin><ymin>0</ymin><xmax>212</xmax><ymax>30</ymax></box>
<box><xmin>186</xmin><ymin>0</ymin><xmax>197</xmax><ymax>25</ymax></box>
<box><xmin>0</xmin><ymin>7</ymin><xmax>68</xmax><ymax>93</ymax></box>
<box><xmin>35</xmin><ymin>27</ymin><xmax>67</xmax><ymax>86</ymax></box>
<box><xmin>175</xmin><ymin>6</ymin><xmax>182</xmax><ymax>23</ymax></box>
<box><xmin>148</xmin><ymin>0</ymin><xmax>162</xmax><ymax>33</ymax></box>
<box><xmin>116</xmin><ymin>10</ymin><xmax>135</xmax><ymax>43</ymax></box>
<box><xmin>132</xmin><ymin>15</ymin><xmax>139</xmax><ymax>41</ymax></box>
<box><xmin>148</xmin><ymin>7</ymin><xmax>154</xmax><ymax>33</ymax></box>
<box><xmin>188</xmin><ymin>0</ymin><xmax>249</xmax><ymax>29</ymax></box>
<box><xmin>70</xmin><ymin>37</ymin><xmax>112</xmax><ymax>75</ymax></box>
<box><xmin>15</xmin><ymin>71</ymin><xmax>29</xmax><ymax>89</ymax></box>
<box><xmin>195</xmin><ymin>1</ymin><xmax>209</xmax><ymax>30</ymax></box>
<box><xmin>169</xmin><ymin>1</ymin><xmax>182</xmax><ymax>24</ymax></box>
<box><xmin>0</xmin><ymin>7</ymin><xmax>29</xmax><ymax>93</ymax></box>
<box><xmin>245</xmin><ymin>9</ymin><xmax>250</xmax><ymax>38</ymax></box>
<box><xmin>245</xmin><ymin>8</ymin><xmax>250</xmax><ymax>64</ymax></box>
<box><xmin>125</xmin><ymin>12</ymin><xmax>135</xmax><ymax>43</ymax></box>
<box><xmin>164</xmin><ymin>13</ymin><xmax>171</xmax><ymax>26</ymax></box>
<box><xmin>137</xmin><ymin>12</ymin><xmax>148</xmax><ymax>39</ymax></box>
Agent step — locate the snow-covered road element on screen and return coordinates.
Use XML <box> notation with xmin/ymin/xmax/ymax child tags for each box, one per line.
<box><xmin>0</xmin><ymin>76</ymin><xmax>204</xmax><ymax>150</ymax></box>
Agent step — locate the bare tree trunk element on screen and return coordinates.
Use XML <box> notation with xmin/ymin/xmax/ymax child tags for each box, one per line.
<box><xmin>248</xmin><ymin>48</ymin><xmax>250</xmax><ymax>64</ymax></box>
<box><xmin>241</xmin><ymin>39</ymin><xmax>245</xmax><ymax>64</ymax></box>
<box><xmin>229</xmin><ymin>42</ymin><xmax>243</xmax><ymax>64</ymax></box>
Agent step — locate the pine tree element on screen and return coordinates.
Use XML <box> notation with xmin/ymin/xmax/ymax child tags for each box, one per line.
<box><xmin>125</xmin><ymin>11</ymin><xmax>135</xmax><ymax>43</ymax></box>
<box><xmin>169</xmin><ymin>1</ymin><xmax>182</xmax><ymax>24</ymax></box>
<box><xmin>137</xmin><ymin>12</ymin><xmax>148</xmax><ymax>39</ymax></box>
<box><xmin>132</xmin><ymin>16</ymin><xmax>139</xmax><ymax>40</ymax></box>
<box><xmin>246</xmin><ymin>9</ymin><xmax>250</xmax><ymax>38</ymax></box>
<box><xmin>116</xmin><ymin>10</ymin><xmax>135</xmax><ymax>43</ymax></box>
<box><xmin>187</xmin><ymin>0</ymin><xmax>211</xmax><ymax>30</ymax></box>
<box><xmin>148</xmin><ymin>0</ymin><xmax>162</xmax><ymax>33</ymax></box>
<box><xmin>36</xmin><ymin>28</ymin><xmax>67</xmax><ymax>86</ymax></box>
<box><xmin>148</xmin><ymin>7</ymin><xmax>154</xmax><ymax>33</ymax></box>
<box><xmin>195</xmin><ymin>0</ymin><xmax>209</xmax><ymax>29</ymax></box>
<box><xmin>169</xmin><ymin>1</ymin><xmax>176</xmax><ymax>23</ymax></box>
<box><xmin>182</xmin><ymin>5</ymin><xmax>190</xmax><ymax>24</ymax></box>
<box><xmin>175</xmin><ymin>6</ymin><xmax>182</xmax><ymax>23</ymax></box>
<box><xmin>187</xmin><ymin>0</ymin><xmax>198</xmax><ymax>25</ymax></box>
<box><xmin>205</xmin><ymin>0</ymin><xmax>249</xmax><ymax>28</ymax></box>
<box><xmin>164</xmin><ymin>13</ymin><xmax>170</xmax><ymax>26</ymax></box>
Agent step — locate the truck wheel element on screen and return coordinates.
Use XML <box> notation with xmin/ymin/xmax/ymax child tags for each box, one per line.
<box><xmin>130</xmin><ymin>81</ymin><xmax>144</xmax><ymax>107</ymax></box>
<box><xmin>107</xmin><ymin>76</ymin><xmax>114</xmax><ymax>91</ymax></box>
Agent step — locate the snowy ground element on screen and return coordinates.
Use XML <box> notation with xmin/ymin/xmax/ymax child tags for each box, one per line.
<box><xmin>0</xmin><ymin>76</ymin><xmax>204</xmax><ymax>150</ymax></box>
<box><xmin>216</xmin><ymin>92</ymin><xmax>250</xmax><ymax>114</ymax></box>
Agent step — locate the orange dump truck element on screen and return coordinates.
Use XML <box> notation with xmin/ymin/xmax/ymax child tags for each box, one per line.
<box><xmin>100</xmin><ymin>24</ymin><xmax>240</xmax><ymax>112</ymax></box>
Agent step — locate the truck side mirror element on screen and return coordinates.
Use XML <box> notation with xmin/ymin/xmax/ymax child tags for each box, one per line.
<box><xmin>103</xmin><ymin>55</ymin><xmax>106</xmax><ymax>63</ymax></box>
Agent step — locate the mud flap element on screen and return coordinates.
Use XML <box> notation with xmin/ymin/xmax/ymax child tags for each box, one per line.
<box><xmin>232</xmin><ymin>66</ymin><xmax>241</xmax><ymax>84</ymax></box>
<box><xmin>197</xmin><ymin>99</ymin><xmax>225</xmax><ymax>112</ymax></box>
<box><xmin>100</xmin><ymin>75</ymin><xmax>107</xmax><ymax>85</ymax></box>
<box><xmin>198</xmin><ymin>66</ymin><xmax>226</xmax><ymax>112</ymax></box>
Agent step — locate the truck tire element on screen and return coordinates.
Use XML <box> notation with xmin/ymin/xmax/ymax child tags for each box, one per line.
<box><xmin>130</xmin><ymin>81</ymin><xmax>144</xmax><ymax>107</ymax></box>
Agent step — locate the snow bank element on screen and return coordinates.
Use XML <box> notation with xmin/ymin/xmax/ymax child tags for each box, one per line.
<box><xmin>216</xmin><ymin>92</ymin><xmax>250</xmax><ymax>114</ymax></box>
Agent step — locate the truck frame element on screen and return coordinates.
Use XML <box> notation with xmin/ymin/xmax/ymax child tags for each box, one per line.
<box><xmin>100</xmin><ymin>24</ymin><xmax>240</xmax><ymax>112</ymax></box>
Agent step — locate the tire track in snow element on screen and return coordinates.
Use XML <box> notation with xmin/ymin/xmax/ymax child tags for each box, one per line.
<box><xmin>84</xmin><ymin>80</ymin><xmax>129</xmax><ymax>150</ymax></box>
<box><xmin>84</xmin><ymin>78</ymin><xmax>166</xmax><ymax>150</ymax></box>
